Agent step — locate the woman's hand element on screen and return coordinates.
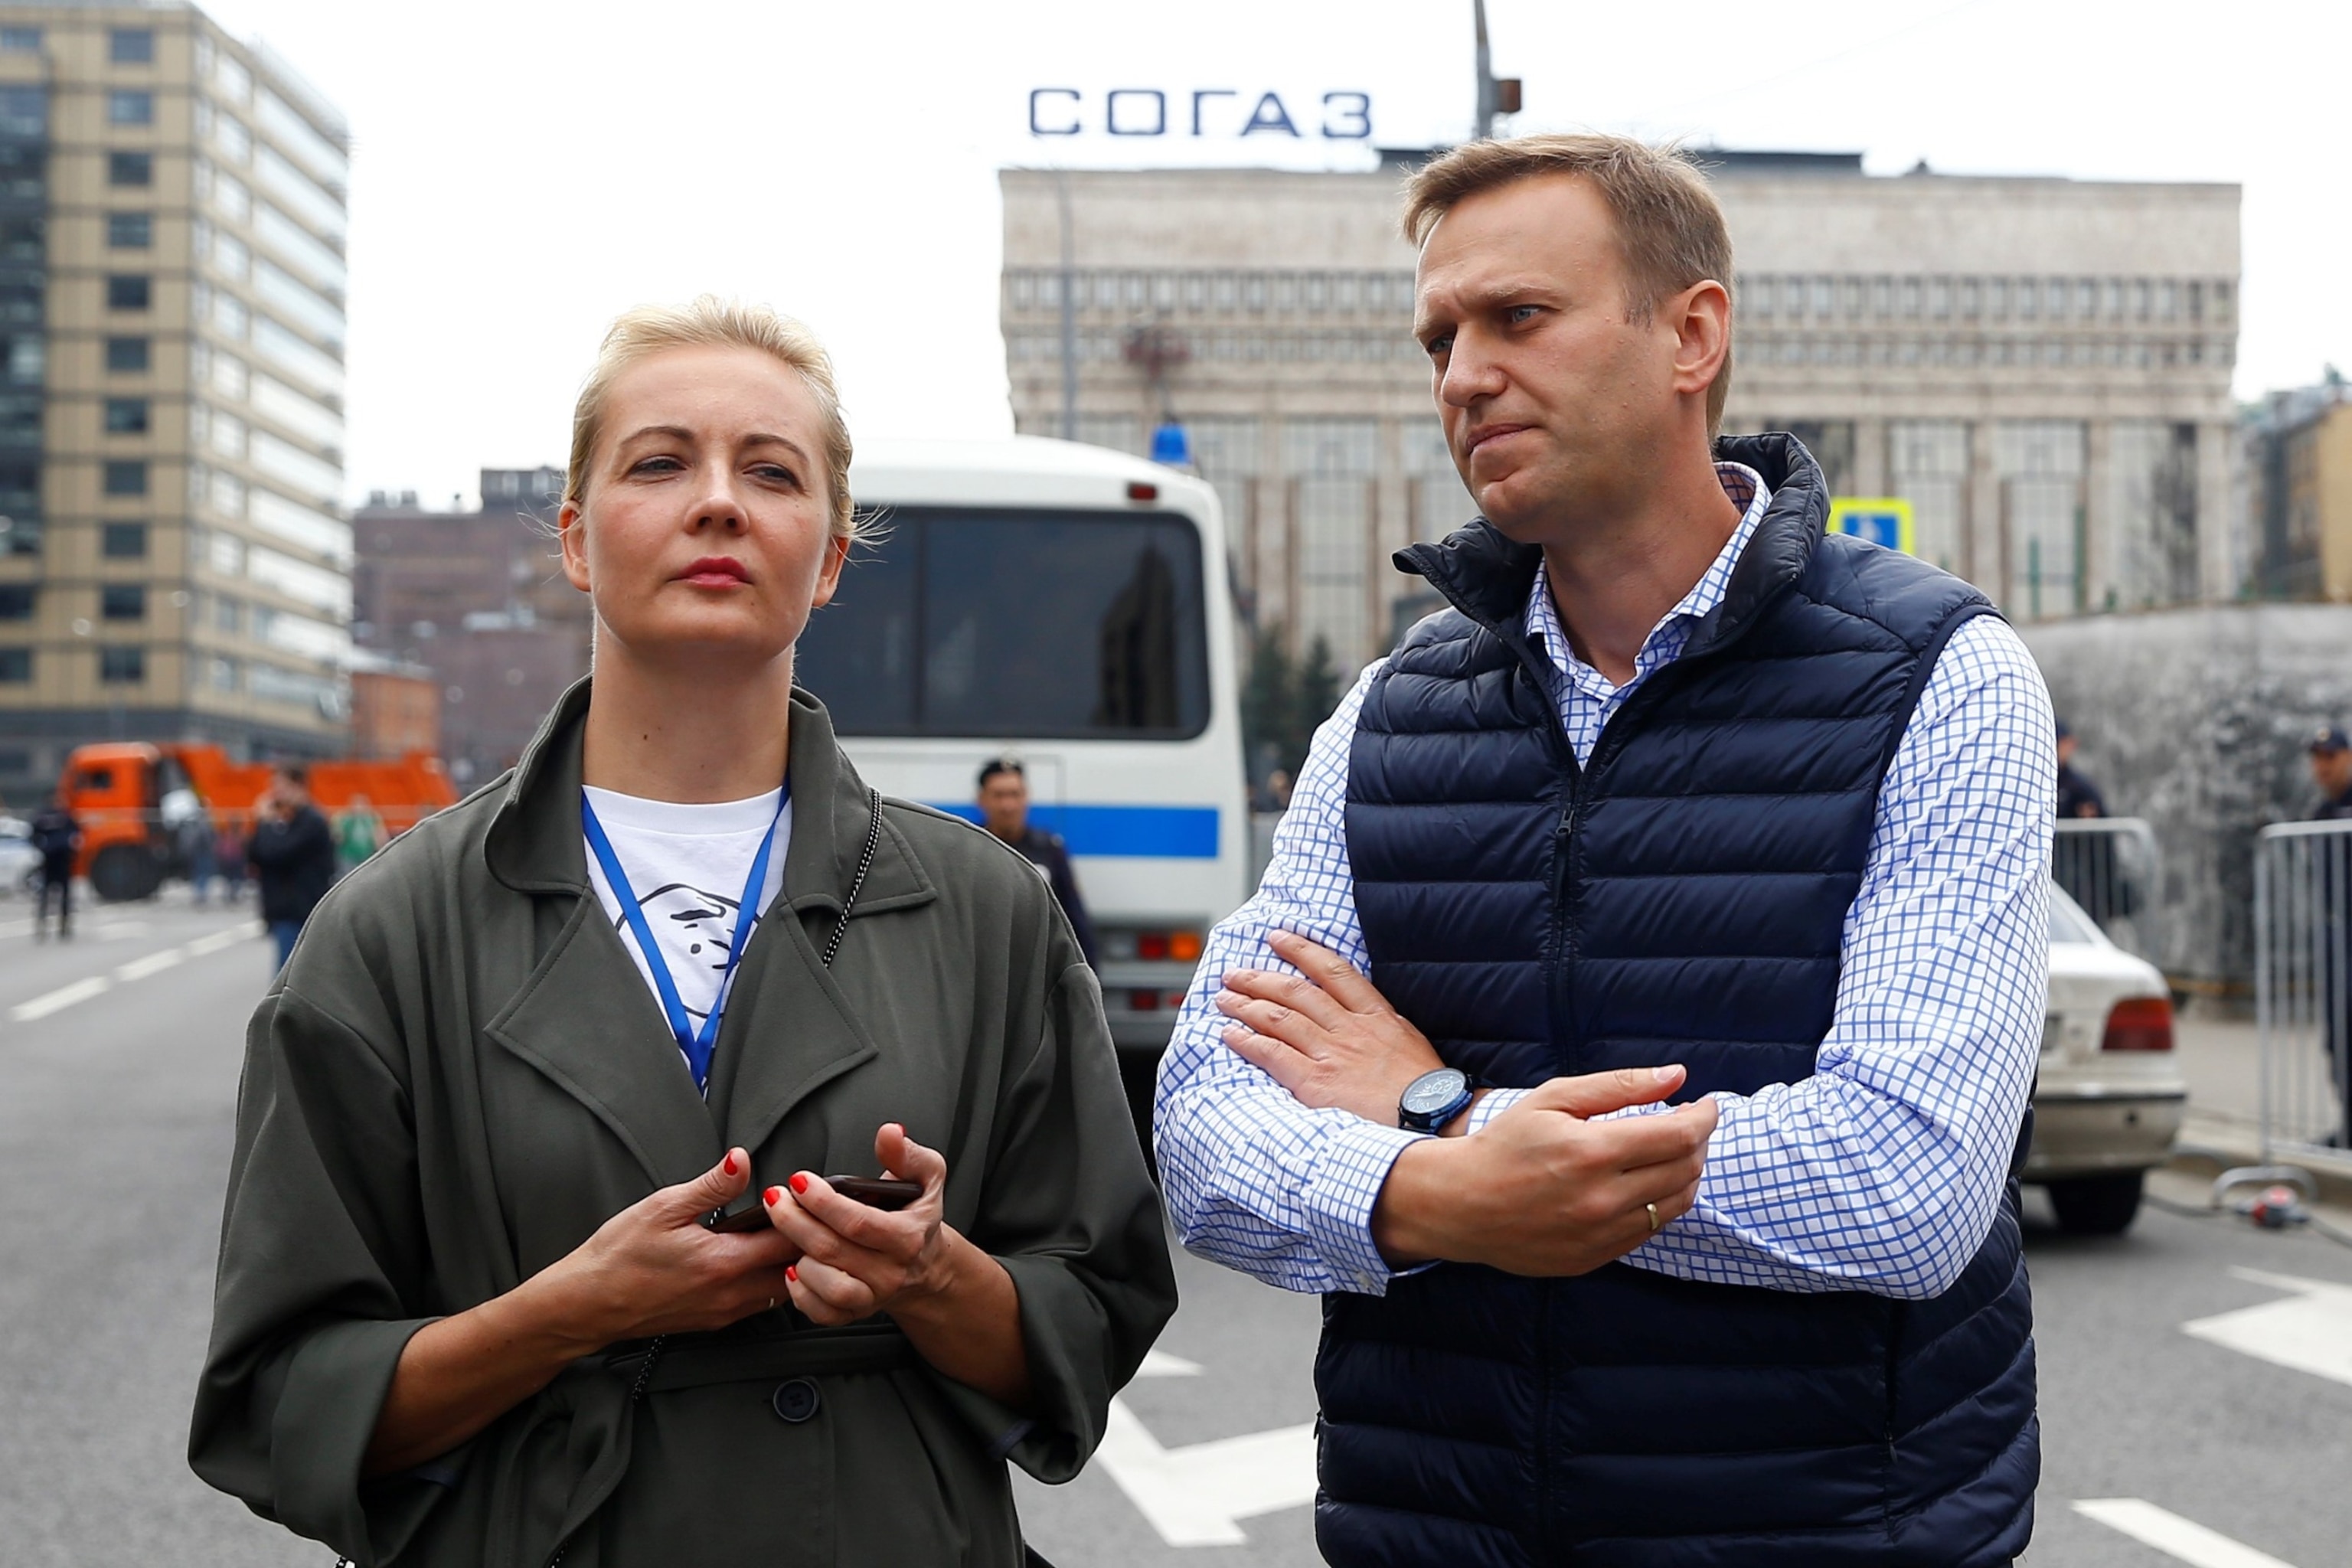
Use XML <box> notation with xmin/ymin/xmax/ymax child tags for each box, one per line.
<box><xmin>555</xmin><ymin>1146</ymin><xmax>802</xmax><ymax>1344</ymax></box>
<box><xmin>761</xmin><ymin>1123</ymin><xmax>952</xmax><ymax>1325</ymax></box>
<box><xmin>763</xmin><ymin>1124</ymin><xmax>1034</xmax><ymax>1410</ymax></box>
<box><xmin>366</xmin><ymin>1147</ymin><xmax>797</xmax><ymax>1477</ymax></box>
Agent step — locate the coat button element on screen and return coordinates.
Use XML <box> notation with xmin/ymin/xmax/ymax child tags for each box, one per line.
<box><xmin>771</xmin><ymin>1378</ymin><xmax>820</xmax><ymax>1424</ymax></box>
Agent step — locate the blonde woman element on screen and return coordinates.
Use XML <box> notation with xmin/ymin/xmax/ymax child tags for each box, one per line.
<box><xmin>191</xmin><ymin>299</ymin><xmax>1174</xmax><ymax>1566</ymax></box>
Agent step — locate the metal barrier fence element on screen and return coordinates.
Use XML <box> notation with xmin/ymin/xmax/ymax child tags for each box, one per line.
<box><xmin>2254</xmin><ymin>819</ymin><xmax>2352</xmax><ymax>1176</ymax></box>
<box><xmin>2053</xmin><ymin>817</ymin><xmax>2164</xmax><ymax>963</ymax></box>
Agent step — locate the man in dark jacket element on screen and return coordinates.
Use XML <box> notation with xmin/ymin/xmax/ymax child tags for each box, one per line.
<box><xmin>976</xmin><ymin>757</ymin><xmax>1098</xmax><ymax>966</ymax></box>
<box><xmin>28</xmin><ymin>791</ymin><xmax>78</xmax><ymax>939</ymax></box>
<box><xmin>2310</xmin><ymin>727</ymin><xmax>2352</xmax><ymax>1144</ymax></box>
<box><xmin>2055</xmin><ymin>720</ymin><xmax>2107</xmax><ymax>818</ymax></box>
<box><xmin>244</xmin><ymin>764</ymin><xmax>336</xmax><ymax>970</ymax></box>
<box><xmin>1158</xmin><ymin>133</ymin><xmax>2050</xmax><ymax>1566</ymax></box>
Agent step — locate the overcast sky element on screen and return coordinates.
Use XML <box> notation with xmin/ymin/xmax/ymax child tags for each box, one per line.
<box><xmin>199</xmin><ymin>0</ymin><xmax>2351</xmax><ymax>511</ymax></box>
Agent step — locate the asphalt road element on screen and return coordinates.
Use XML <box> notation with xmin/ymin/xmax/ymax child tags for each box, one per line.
<box><xmin>3</xmin><ymin>888</ymin><xmax>2348</xmax><ymax>1567</ymax></box>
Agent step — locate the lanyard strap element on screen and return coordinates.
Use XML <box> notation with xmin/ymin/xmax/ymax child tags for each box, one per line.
<box><xmin>581</xmin><ymin>787</ymin><xmax>788</xmax><ymax>1092</ymax></box>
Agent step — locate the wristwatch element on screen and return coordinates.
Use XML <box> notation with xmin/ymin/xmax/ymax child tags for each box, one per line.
<box><xmin>1398</xmin><ymin>1066</ymin><xmax>1478</xmax><ymax>1133</ymax></box>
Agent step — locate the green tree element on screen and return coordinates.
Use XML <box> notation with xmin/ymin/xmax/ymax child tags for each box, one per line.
<box><xmin>1240</xmin><ymin>625</ymin><xmax>1348</xmax><ymax>794</ymax></box>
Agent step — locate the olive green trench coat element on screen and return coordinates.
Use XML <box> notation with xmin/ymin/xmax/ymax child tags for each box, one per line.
<box><xmin>189</xmin><ymin>681</ymin><xmax>1177</xmax><ymax>1566</ymax></box>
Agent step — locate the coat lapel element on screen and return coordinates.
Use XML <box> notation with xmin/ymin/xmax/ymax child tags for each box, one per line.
<box><xmin>485</xmin><ymin>893</ymin><xmax>722</xmax><ymax>1189</ymax></box>
<box><xmin>706</xmin><ymin>692</ymin><xmax>936</xmax><ymax>1158</ymax></box>
<box><xmin>479</xmin><ymin>677</ymin><xmax>720</xmax><ymax>1188</ymax></box>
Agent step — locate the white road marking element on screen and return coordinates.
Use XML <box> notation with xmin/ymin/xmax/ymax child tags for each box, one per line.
<box><xmin>1135</xmin><ymin>1349</ymin><xmax>1204</xmax><ymax>1378</ymax></box>
<box><xmin>11</xmin><ymin>975</ymin><xmax>113</xmax><ymax>1022</ymax></box>
<box><xmin>115</xmin><ymin>947</ymin><xmax>186</xmax><ymax>982</ymax></box>
<box><xmin>184</xmin><ymin>927</ymin><xmax>252</xmax><ymax>956</ymax></box>
<box><xmin>2073</xmin><ymin>1499</ymin><xmax>2298</xmax><ymax>1567</ymax></box>
<box><xmin>1094</xmin><ymin>1396</ymin><xmax>1316</xmax><ymax>1547</ymax></box>
<box><xmin>2182</xmin><ymin>1268</ymin><xmax>2352</xmax><ymax>1390</ymax></box>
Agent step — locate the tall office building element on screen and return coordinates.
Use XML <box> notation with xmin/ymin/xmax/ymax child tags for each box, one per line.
<box><xmin>1000</xmin><ymin>155</ymin><xmax>2240</xmax><ymax>669</ymax></box>
<box><xmin>0</xmin><ymin>3</ymin><xmax>350</xmax><ymax>808</ymax></box>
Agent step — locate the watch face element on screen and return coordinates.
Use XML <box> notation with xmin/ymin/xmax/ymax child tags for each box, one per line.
<box><xmin>1401</xmin><ymin>1067</ymin><xmax>1470</xmax><ymax>1117</ymax></box>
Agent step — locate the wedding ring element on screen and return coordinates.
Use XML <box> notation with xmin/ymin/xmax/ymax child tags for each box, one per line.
<box><xmin>1645</xmin><ymin>1202</ymin><xmax>1660</xmax><ymax>1233</ymax></box>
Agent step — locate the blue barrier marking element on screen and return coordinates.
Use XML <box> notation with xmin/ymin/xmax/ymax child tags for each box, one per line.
<box><xmin>930</xmin><ymin>802</ymin><xmax>1220</xmax><ymax>859</ymax></box>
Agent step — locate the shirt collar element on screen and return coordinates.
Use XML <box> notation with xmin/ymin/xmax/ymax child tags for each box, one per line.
<box><xmin>1524</xmin><ymin>461</ymin><xmax>1772</xmax><ymax>691</ymax></box>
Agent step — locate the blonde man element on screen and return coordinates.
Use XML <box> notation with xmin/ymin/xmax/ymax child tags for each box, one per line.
<box><xmin>1157</xmin><ymin>136</ymin><xmax>2051</xmax><ymax>1565</ymax></box>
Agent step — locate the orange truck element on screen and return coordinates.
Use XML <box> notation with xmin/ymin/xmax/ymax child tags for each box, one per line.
<box><xmin>58</xmin><ymin>742</ymin><xmax>457</xmax><ymax>902</ymax></box>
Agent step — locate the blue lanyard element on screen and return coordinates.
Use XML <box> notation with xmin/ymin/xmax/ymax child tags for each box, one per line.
<box><xmin>580</xmin><ymin>786</ymin><xmax>788</xmax><ymax>1092</ymax></box>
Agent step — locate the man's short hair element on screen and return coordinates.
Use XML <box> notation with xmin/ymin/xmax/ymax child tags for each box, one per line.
<box><xmin>977</xmin><ymin>757</ymin><xmax>1024</xmax><ymax>789</ymax></box>
<box><xmin>1401</xmin><ymin>133</ymin><xmax>1735</xmax><ymax>434</ymax></box>
<box><xmin>274</xmin><ymin>762</ymin><xmax>309</xmax><ymax>787</ymax></box>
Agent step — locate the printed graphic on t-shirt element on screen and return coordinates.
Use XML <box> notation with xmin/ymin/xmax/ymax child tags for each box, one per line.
<box><xmin>606</xmin><ymin>884</ymin><xmax>747</xmax><ymax>1023</ymax></box>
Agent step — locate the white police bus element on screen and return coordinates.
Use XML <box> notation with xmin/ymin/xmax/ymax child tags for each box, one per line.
<box><xmin>795</xmin><ymin>437</ymin><xmax>1250</xmax><ymax>1096</ymax></box>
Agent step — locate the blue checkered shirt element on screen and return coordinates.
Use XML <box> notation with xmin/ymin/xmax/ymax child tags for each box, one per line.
<box><xmin>1155</xmin><ymin>462</ymin><xmax>2055</xmax><ymax>1299</ymax></box>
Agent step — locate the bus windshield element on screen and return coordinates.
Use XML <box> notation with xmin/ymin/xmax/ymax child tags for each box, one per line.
<box><xmin>795</xmin><ymin>506</ymin><xmax>1211</xmax><ymax>740</ymax></box>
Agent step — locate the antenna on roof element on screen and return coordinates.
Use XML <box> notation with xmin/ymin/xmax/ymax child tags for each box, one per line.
<box><xmin>1473</xmin><ymin>0</ymin><xmax>1521</xmax><ymax>140</ymax></box>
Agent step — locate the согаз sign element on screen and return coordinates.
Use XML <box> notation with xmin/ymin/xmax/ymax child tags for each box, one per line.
<box><xmin>1028</xmin><ymin>88</ymin><xmax>1372</xmax><ymax>140</ymax></box>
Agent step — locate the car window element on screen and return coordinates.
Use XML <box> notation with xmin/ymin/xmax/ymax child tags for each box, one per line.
<box><xmin>2047</xmin><ymin>882</ymin><xmax>2103</xmax><ymax>945</ymax></box>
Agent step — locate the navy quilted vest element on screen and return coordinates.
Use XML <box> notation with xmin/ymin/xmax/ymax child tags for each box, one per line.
<box><xmin>1318</xmin><ymin>434</ymin><xmax>2037</xmax><ymax>1567</ymax></box>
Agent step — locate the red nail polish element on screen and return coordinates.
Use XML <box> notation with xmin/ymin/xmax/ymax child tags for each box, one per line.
<box><xmin>722</xmin><ymin>1152</ymin><xmax>740</xmax><ymax>1176</ymax></box>
<box><xmin>764</xmin><ymin>1187</ymin><xmax>783</xmax><ymax>1207</ymax></box>
<box><xmin>789</xmin><ymin>1172</ymin><xmax>809</xmax><ymax>1195</ymax></box>
<box><xmin>786</xmin><ymin>1265</ymin><xmax>799</xmax><ymax>1282</ymax></box>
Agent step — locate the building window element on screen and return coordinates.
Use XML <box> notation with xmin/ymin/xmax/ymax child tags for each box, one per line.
<box><xmin>0</xmin><ymin>28</ymin><xmax>39</xmax><ymax>52</ymax></box>
<box><xmin>108</xmin><ymin>151</ymin><xmax>152</xmax><ymax>187</ymax></box>
<box><xmin>214</xmin><ymin>593</ymin><xmax>240</xmax><ymax>632</ymax></box>
<box><xmin>109</xmin><ymin>28</ymin><xmax>155</xmax><ymax>64</ymax></box>
<box><xmin>0</xmin><ymin>647</ymin><xmax>29</xmax><ymax>681</ymax></box>
<box><xmin>100</xmin><ymin>521</ymin><xmax>146</xmax><ymax>558</ymax></box>
<box><xmin>103</xmin><ymin>397</ymin><xmax>149</xmax><ymax>433</ymax></box>
<box><xmin>105</xmin><ymin>336</ymin><xmax>149</xmax><ymax>372</ymax></box>
<box><xmin>103</xmin><ymin>459</ymin><xmax>146</xmax><ymax>496</ymax></box>
<box><xmin>107</xmin><ymin>90</ymin><xmax>154</xmax><ymax>126</ymax></box>
<box><xmin>106</xmin><ymin>275</ymin><xmax>150</xmax><ymax>310</ymax></box>
<box><xmin>0</xmin><ymin>583</ymin><xmax>31</xmax><ymax>618</ymax></box>
<box><xmin>106</xmin><ymin>211</ymin><xmax>152</xmax><ymax>249</ymax></box>
<box><xmin>101</xmin><ymin>583</ymin><xmax>145</xmax><ymax>620</ymax></box>
<box><xmin>99</xmin><ymin>645</ymin><xmax>144</xmax><ymax>682</ymax></box>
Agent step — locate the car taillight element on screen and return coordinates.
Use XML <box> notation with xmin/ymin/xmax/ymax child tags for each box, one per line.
<box><xmin>1136</xmin><ymin>933</ymin><xmax>1169</xmax><ymax>960</ymax></box>
<box><xmin>1169</xmin><ymin>930</ymin><xmax>1203</xmax><ymax>962</ymax></box>
<box><xmin>2100</xmin><ymin>996</ymin><xmax>2174</xmax><ymax>1052</ymax></box>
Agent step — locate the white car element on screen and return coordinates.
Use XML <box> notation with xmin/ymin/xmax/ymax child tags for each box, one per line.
<box><xmin>0</xmin><ymin>815</ymin><xmax>40</xmax><ymax>897</ymax></box>
<box><xmin>2024</xmin><ymin>880</ymin><xmax>2186</xmax><ymax>1233</ymax></box>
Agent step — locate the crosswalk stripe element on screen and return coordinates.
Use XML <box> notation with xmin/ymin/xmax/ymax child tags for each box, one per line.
<box><xmin>11</xmin><ymin>975</ymin><xmax>113</xmax><ymax>1022</ymax></box>
<box><xmin>2074</xmin><ymin>1499</ymin><xmax>2298</xmax><ymax>1568</ymax></box>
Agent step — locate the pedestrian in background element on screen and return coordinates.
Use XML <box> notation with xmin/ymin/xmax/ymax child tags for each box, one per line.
<box><xmin>2056</xmin><ymin>719</ymin><xmax>2106</xmax><ymax>818</ymax></box>
<box><xmin>184</xmin><ymin>805</ymin><xmax>217</xmax><ymax>904</ymax></box>
<box><xmin>213</xmin><ymin>818</ymin><xmax>246</xmax><ymax>902</ymax></box>
<box><xmin>335</xmin><ymin>791</ymin><xmax>384</xmax><ymax>877</ymax></box>
<box><xmin>244</xmin><ymin>764</ymin><xmax>336</xmax><ymax>970</ymax></box>
<box><xmin>28</xmin><ymin>790</ymin><xmax>78</xmax><ymax>940</ymax></box>
<box><xmin>2308</xmin><ymin>726</ymin><xmax>2352</xmax><ymax>1145</ymax></box>
<box><xmin>977</xmin><ymin>756</ymin><xmax>1098</xmax><ymax>965</ymax></box>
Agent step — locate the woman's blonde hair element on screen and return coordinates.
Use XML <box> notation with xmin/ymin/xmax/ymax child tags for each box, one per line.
<box><xmin>564</xmin><ymin>296</ymin><xmax>858</xmax><ymax>539</ymax></box>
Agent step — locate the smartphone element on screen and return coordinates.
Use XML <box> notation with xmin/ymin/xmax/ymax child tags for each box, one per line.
<box><xmin>698</xmin><ymin>1175</ymin><xmax>923</xmax><ymax>1233</ymax></box>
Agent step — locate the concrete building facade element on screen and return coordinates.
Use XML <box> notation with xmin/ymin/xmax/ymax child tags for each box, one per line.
<box><xmin>999</xmin><ymin>155</ymin><xmax>2241</xmax><ymax>669</ymax></box>
<box><xmin>351</xmin><ymin>467</ymin><xmax>590</xmax><ymax>789</ymax></box>
<box><xmin>2243</xmin><ymin>373</ymin><xmax>2352</xmax><ymax>603</ymax></box>
<box><xmin>0</xmin><ymin>2</ymin><xmax>351</xmax><ymax>809</ymax></box>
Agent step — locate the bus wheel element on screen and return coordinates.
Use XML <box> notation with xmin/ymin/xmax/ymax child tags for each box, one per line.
<box><xmin>90</xmin><ymin>844</ymin><xmax>163</xmax><ymax>903</ymax></box>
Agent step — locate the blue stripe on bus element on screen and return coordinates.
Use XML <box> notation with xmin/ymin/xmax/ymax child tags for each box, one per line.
<box><xmin>930</xmin><ymin>803</ymin><xmax>1220</xmax><ymax>859</ymax></box>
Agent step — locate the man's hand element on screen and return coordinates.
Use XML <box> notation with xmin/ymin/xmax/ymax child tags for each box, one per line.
<box><xmin>1372</xmin><ymin>1069</ymin><xmax>1718</xmax><ymax>1277</ymax></box>
<box><xmin>1216</xmin><ymin>930</ymin><xmax>1446</xmax><ymax>1125</ymax></box>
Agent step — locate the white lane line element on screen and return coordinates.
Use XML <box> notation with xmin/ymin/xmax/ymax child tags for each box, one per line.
<box><xmin>115</xmin><ymin>946</ymin><xmax>186</xmax><ymax>982</ymax></box>
<box><xmin>2073</xmin><ymin>1499</ymin><xmax>2298</xmax><ymax>1567</ymax></box>
<box><xmin>11</xmin><ymin>975</ymin><xmax>113</xmax><ymax>1022</ymax></box>
<box><xmin>1094</xmin><ymin>1396</ymin><xmax>1317</xmax><ymax>1547</ymax></box>
<box><xmin>185</xmin><ymin>927</ymin><xmax>253</xmax><ymax>957</ymax></box>
<box><xmin>1135</xmin><ymin>1349</ymin><xmax>1204</xmax><ymax>1378</ymax></box>
<box><xmin>2182</xmin><ymin>1268</ymin><xmax>2352</xmax><ymax>1390</ymax></box>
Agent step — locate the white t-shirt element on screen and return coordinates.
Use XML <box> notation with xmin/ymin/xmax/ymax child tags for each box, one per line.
<box><xmin>581</xmin><ymin>785</ymin><xmax>792</xmax><ymax>1077</ymax></box>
